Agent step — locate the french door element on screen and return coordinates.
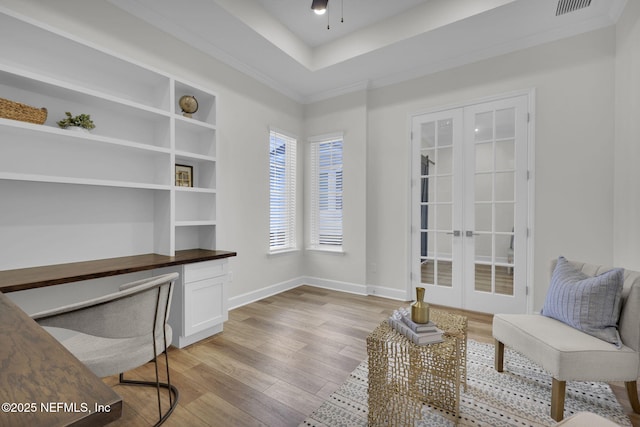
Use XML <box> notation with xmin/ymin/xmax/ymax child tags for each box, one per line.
<box><xmin>411</xmin><ymin>94</ymin><xmax>530</xmax><ymax>314</ymax></box>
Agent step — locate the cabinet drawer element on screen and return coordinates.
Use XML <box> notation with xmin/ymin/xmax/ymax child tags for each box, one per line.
<box><xmin>184</xmin><ymin>277</ymin><xmax>226</xmax><ymax>336</ymax></box>
<box><xmin>184</xmin><ymin>260</ymin><xmax>227</xmax><ymax>283</ymax></box>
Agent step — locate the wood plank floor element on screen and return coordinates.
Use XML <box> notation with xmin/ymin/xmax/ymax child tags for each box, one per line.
<box><xmin>103</xmin><ymin>285</ymin><xmax>639</xmax><ymax>426</ymax></box>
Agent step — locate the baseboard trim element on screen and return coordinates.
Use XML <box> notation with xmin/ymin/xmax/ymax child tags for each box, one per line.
<box><xmin>302</xmin><ymin>276</ymin><xmax>368</xmax><ymax>295</ymax></box>
<box><xmin>366</xmin><ymin>284</ymin><xmax>411</xmax><ymax>301</ymax></box>
<box><xmin>229</xmin><ymin>277</ymin><xmax>410</xmax><ymax>311</ymax></box>
<box><xmin>228</xmin><ymin>276</ymin><xmax>305</xmax><ymax>310</ymax></box>
<box><xmin>304</xmin><ymin>278</ymin><xmax>408</xmax><ymax>301</ymax></box>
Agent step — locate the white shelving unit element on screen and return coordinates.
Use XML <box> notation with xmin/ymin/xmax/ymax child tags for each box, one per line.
<box><xmin>0</xmin><ymin>8</ymin><xmax>218</xmax><ymax>270</ymax></box>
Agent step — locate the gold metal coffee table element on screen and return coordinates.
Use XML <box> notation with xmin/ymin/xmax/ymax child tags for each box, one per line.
<box><xmin>366</xmin><ymin>309</ymin><xmax>467</xmax><ymax>426</ymax></box>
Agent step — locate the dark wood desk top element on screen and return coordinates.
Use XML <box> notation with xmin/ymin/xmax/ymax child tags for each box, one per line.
<box><xmin>0</xmin><ymin>249</ymin><xmax>237</xmax><ymax>293</ymax></box>
<box><xmin>0</xmin><ymin>292</ymin><xmax>122</xmax><ymax>427</ymax></box>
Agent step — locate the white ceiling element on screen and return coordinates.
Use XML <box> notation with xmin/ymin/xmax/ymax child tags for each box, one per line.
<box><xmin>254</xmin><ymin>0</ymin><xmax>432</xmax><ymax>47</ymax></box>
<box><xmin>107</xmin><ymin>0</ymin><xmax>626</xmax><ymax>104</ymax></box>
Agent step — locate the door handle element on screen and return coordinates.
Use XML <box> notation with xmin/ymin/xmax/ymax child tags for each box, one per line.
<box><xmin>446</xmin><ymin>230</ymin><xmax>461</xmax><ymax>237</ymax></box>
<box><xmin>466</xmin><ymin>230</ymin><xmax>475</xmax><ymax>237</ymax></box>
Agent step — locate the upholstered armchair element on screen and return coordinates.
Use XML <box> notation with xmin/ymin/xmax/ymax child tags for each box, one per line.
<box><xmin>31</xmin><ymin>272</ymin><xmax>179</xmax><ymax>426</ymax></box>
<box><xmin>493</xmin><ymin>258</ymin><xmax>640</xmax><ymax>421</ymax></box>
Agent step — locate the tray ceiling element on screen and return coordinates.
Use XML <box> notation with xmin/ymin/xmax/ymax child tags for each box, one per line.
<box><xmin>108</xmin><ymin>0</ymin><xmax>626</xmax><ymax>103</ymax></box>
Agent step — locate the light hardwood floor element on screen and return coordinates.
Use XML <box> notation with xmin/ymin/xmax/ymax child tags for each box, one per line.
<box><xmin>104</xmin><ymin>285</ymin><xmax>639</xmax><ymax>426</ymax></box>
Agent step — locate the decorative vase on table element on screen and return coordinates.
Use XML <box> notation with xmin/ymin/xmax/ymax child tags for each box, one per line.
<box><xmin>411</xmin><ymin>287</ymin><xmax>430</xmax><ymax>324</ymax></box>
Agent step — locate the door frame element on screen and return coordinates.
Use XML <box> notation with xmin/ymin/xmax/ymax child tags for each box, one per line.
<box><xmin>407</xmin><ymin>88</ymin><xmax>536</xmax><ymax>314</ymax></box>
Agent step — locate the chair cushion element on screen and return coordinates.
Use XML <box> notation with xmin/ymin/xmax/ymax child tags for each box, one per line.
<box><xmin>542</xmin><ymin>256</ymin><xmax>623</xmax><ymax>347</ymax></box>
<box><xmin>493</xmin><ymin>314</ymin><xmax>638</xmax><ymax>381</ymax></box>
<box><xmin>44</xmin><ymin>325</ymin><xmax>172</xmax><ymax>378</ymax></box>
<box><xmin>555</xmin><ymin>412</ymin><xmax>621</xmax><ymax>426</ymax></box>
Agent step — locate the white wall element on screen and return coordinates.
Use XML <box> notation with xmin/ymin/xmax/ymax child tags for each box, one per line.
<box><xmin>302</xmin><ymin>90</ymin><xmax>369</xmax><ymax>293</ymax></box>
<box><xmin>366</xmin><ymin>27</ymin><xmax>616</xmax><ymax>309</ymax></box>
<box><xmin>614</xmin><ymin>1</ymin><xmax>640</xmax><ymax>270</ymax></box>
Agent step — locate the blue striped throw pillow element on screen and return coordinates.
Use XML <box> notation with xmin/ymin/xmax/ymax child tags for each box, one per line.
<box><xmin>542</xmin><ymin>256</ymin><xmax>624</xmax><ymax>347</ymax></box>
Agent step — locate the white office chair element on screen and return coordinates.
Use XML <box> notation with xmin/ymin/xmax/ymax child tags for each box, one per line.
<box><xmin>31</xmin><ymin>272</ymin><xmax>179</xmax><ymax>426</ymax></box>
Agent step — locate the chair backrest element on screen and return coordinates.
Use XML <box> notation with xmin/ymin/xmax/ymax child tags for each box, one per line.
<box><xmin>33</xmin><ymin>273</ymin><xmax>178</xmax><ymax>340</ymax></box>
<box><xmin>549</xmin><ymin>259</ymin><xmax>640</xmax><ymax>353</ymax></box>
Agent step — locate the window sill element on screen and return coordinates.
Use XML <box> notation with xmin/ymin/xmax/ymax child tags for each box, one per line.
<box><xmin>306</xmin><ymin>247</ymin><xmax>345</xmax><ymax>255</ymax></box>
<box><xmin>268</xmin><ymin>248</ymin><xmax>300</xmax><ymax>256</ymax></box>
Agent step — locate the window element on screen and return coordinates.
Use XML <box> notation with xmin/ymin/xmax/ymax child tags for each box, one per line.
<box><xmin>309</xmin><ymin>135</ymin><xmax>343</xmax><ymax>250</ymax></box>
<box><xmin>269</xmin><ymin>129</ymin><xmax>297</xmax><ymax>252</ymax></box>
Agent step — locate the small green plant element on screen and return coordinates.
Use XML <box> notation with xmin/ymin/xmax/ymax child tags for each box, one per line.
<box><xmin>57</xmin><ymin>112</ymin><xmax>95</xmax><ymax>130</ymax></box>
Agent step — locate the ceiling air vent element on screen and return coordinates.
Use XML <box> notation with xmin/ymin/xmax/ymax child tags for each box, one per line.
<box><xmin>556</xmin><ymin>0</ymin><xmax>592</xmax><ymax>16</ymax></box>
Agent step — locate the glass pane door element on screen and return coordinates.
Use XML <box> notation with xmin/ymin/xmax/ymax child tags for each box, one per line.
<box><xmin>412</xmin><ymin>109</ymin><xmax>463</xmax><ymax>308</ymax></box>
<box><xmin>463</xmin><ymin>96</ymin><xmax>528</xmax><ymax>314</ymax></box>
<box><xmin>411</xmin><ymin>94</ymin><xmax>529</xmax><ymax>314</ymax></box>
<box><xmin>472</xmin><ymin>108</ymin><xmax>515</xmax><ymax>294</ymax></box>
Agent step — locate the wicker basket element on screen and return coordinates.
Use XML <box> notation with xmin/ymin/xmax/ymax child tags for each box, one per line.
<box><xmin>0</xmin><ymin>97</ymin><xmax>48</xmax><ymax>125</ymax></box>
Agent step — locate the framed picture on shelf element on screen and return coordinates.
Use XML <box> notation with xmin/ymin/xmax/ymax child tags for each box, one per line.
<box><xmin>175</xmin><ymin>164</ymin><xmax>193</xmax><ymax>187</ymax></box>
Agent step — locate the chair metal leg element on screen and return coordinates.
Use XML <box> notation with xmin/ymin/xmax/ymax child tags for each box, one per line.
<box><xmin>161</xmin><ymin>293</ymin><xmax>174</xmax><ymax>410</ymax></box>
<box><xmin>118</xmin><ymin>358</ymin><xmax>179</xmax><ymax>427</ymax></box>
<box><xmin>163</xmin><ymin>348</ymin><xmax>174</xmax><ymax>408</ymax></box>
<box><xmin>153</xmin><ymin>356</ymin><xmax>163</xmax><ymax>421</ymax></box>
<box><xmin>551</xmin><ymin>378</ymin><xmax>566</xmax><ymax>421</ymax></box>
<box><xmin>114</xmin><ymin>284</ymin><xmax>179</xmax><ymax>426</ymax></box>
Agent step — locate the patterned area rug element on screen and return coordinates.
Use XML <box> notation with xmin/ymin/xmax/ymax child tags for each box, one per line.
<box><xmin>300</xmin><ymin>340</ymin><xmax>631</xmax><ymax>426</ymax></box>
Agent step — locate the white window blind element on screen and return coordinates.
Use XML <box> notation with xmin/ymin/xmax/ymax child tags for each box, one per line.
<box><xmin>269</xmin><ymin>130</ymin><xmax>297</xmax><ymax>252</ymax></box>
<box><xmin>309</xmin><ymin>136</ymin><xmax>343</xmax><ymax>250</ymax></box>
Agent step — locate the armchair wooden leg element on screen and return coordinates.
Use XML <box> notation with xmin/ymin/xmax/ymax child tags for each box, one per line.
<box><xmin>494</xmin><ymin>339</ymin><xmax>504</xmax><ymax>372</ymax></box>
<box><xmin>626</xmin><ymin>381</ymin><xmax>640</xmax><ymax>414</ymax></box>
<box><xmin>551</xmin><ymin>378</ymin><xmax>566</xmax><ymax>422</ymax></box>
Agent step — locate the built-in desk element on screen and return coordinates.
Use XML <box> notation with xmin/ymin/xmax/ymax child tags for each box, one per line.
<box><xmin>0</xmin><ymin>249</ymin><xmax>237</xmax><ymax>426</ymax></box>
<box><xmin>0</xmin><ymin>249</ymin><xmax>237</xmax><ymax>293</ymax></box>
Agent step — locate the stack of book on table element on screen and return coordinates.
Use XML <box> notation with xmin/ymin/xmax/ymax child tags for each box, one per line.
<box><xmin>388</xmin><ymin>308</ymin><xmax>444</xmax><ymax>345</ymax></box>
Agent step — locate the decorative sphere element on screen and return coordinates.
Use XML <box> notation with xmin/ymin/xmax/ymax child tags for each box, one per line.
<box><xmin>179</xmin><ymin>95</ymin><xmax>198</xmax><ymax>116</ymax></box>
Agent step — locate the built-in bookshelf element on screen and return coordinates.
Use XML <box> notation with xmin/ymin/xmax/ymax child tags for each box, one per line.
<box><xmin>0</xmin><ymin>8</ymin><xmax>218</xmax><ymax>270</ymax></box>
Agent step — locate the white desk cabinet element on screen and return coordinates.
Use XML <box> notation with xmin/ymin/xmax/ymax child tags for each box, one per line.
<box><xmin>157</xmin><ymin>259</ymin><xmax>230</xmax><ymax>348</ymax></box>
